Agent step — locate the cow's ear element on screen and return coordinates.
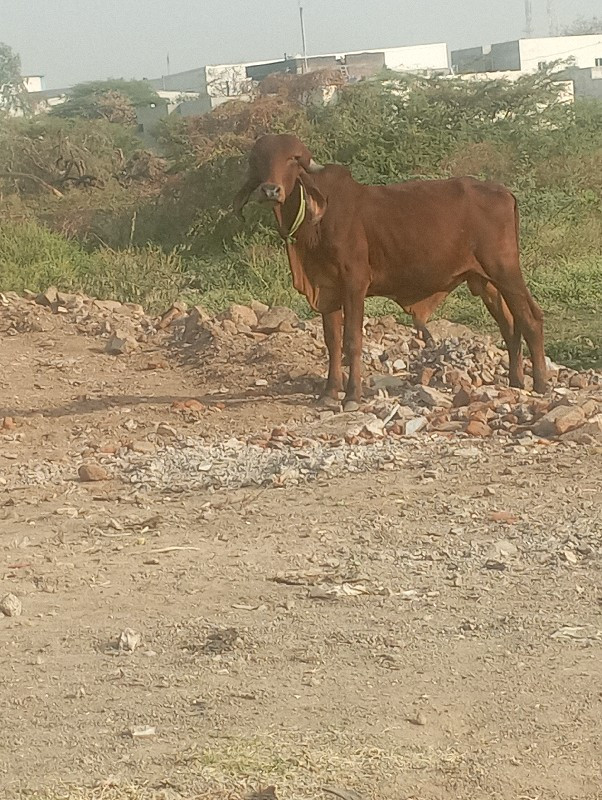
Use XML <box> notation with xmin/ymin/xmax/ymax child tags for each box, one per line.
<box><xmin>305</xmin><ymin>183</ymin><xmax>327</xmax><ymax>225</ymax></box>
<box><xmin>233</xmin><ymin>176</ymin><xmax>259</xmax><ymax>218</ymax></box>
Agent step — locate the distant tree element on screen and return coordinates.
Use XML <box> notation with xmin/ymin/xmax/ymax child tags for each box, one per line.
<box><xmin>560</xmin><ymin>16</ymin><xmax>602</xmax><ymax>35</ymax></box>
<box><xmin>0</xmin><ymin>42</ymin><xmax>29</xmax><ymax>115</ymax></box>
<box><xmin>53</xmin><ymin>79</ymin><xmax>160</xmax><ymax>124</ymax></box>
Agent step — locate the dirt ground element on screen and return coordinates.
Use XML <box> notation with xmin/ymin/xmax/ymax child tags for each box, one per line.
<box><xmin>1</xmin><ymin>299</ymin><xmax>601</xmax><ymax>800</ymax></box>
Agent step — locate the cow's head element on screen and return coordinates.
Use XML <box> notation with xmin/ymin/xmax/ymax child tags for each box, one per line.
<box><xmin>234</xmin><ymin>133</ymin><xmax>325</xmax><ymax>219</ymax></box>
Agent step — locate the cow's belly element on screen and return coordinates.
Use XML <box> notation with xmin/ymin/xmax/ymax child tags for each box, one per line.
<box><xmin>367</xmin><ymin>269</ymin><xmax>461</xmax><ymax>306</ymax></box>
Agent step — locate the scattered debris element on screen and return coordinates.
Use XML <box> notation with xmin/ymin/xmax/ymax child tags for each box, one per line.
<box><xmin>201</xmin><ymin>627</ymin><xmax>241</xmax><ymax>655</ymax></box>
<box><xmin>0</xmin><ymin>593</ymin><xmax>22</xmax><ymax>617</ymax></box>
<box><xmin>117</xmin><ymin>628</ymin><xmax>141</xmax><ymax>653</ymax></box>
<box><xmin>78</xmin><ymin>463</ymin><xmax>110</xmax><ymax>482</ymax></box>
<box><xmin>129</xmin><ymin>725</ymin><xmax>156</xmax><ymax>738</ymax></box>
<box><xmin>550</xmin><ymin>626</ymin><xmax>602</xmax><ymax>643</ymax></box>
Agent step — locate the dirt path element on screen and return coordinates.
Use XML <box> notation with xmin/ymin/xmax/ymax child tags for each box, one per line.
<box><xmin>1</xmin><ymin>296</ymin><xmax>601</xmax><ymax>800</ymax></box>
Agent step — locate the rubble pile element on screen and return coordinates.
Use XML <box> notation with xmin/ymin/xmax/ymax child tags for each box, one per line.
<box><xmin>0</xmin><ymin>288</ymin><xmax>157</xmax><ymax>351</ymax></box>
<box><xmin>1</xmin><ymin>290</ymin><xmax>600</xmax><ymax>448</ymax></box>
<box><xmin>175</xmin><ymin>301</ymin><xmax>601</xmax><ymax>445</ymax></box>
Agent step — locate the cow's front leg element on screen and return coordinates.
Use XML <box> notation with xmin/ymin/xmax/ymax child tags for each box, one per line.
<box><xmin>320</xmin><ymin>309</ymin><xmax>343</xmax><ymax>406</ymax></box>
<box><xmin>342</xmin><ymin>286</ymin><xmax>366</xmax><ymax>412</ymax></box>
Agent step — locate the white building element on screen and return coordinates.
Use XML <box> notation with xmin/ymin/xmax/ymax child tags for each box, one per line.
<box><xmin>147</xmin><ymin>42</ymin><xmax>450</xmax><ymax>113</ymax></box>
<box><xmin>1</xmin><ymin>74</ymin><xmax>46</xmax><ymax>115</ymax></box>
<box><xmin>345</xmin><ymin>43</ymin><xmax>449</xmax><ymax>73</ymax></box>
<box><xmin>452</xmin><ymin>35</ymin><xmax>602</xmax><ymax>76</ymax></box>
<box><xmin>148</xmin><ymin>64</ymin><xmax>255</xmax><ymax>112</ymax></box>
<box><xmin>23</xmin><ymin>75</ymin><xmax>44</xmax><ymax>93</ymax></box>
<box><xmin>452</xmin><ymin>70</ymin><xmax>576</xmax><ymax>106</ymax></box>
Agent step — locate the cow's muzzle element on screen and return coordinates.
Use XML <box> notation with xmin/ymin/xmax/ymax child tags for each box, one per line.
<box><xmin>260</xmin><ymin>183</ymin><xmax>285</xmax><ymax>203</ymax></box>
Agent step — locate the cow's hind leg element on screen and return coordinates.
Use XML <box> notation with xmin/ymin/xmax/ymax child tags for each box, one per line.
<box><xmin>467</xmin><ymin>274</ymin><xmax>524</xmax><ymax>388</ymax></box>
<box><xmin>320</xmin><ymin>309</ymin><xmax>344</xmax><ymax>406</ymax></box>
<box><xmin>489</xmin><ymin>278</ymin><xmax>547</xmax><ymax>394</ymax></box>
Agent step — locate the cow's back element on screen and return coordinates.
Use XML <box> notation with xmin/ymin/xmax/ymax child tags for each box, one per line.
<box><xmin>327</xmin><ymin>175</ymin><xmax>517</xmax><ymax>301</ymax></box>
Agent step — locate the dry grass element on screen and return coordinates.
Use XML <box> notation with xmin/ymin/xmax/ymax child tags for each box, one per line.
<box><xmin>10</xmin><ymin>731</ymin><xmax>466</xmax><ymax>800</ymax></box>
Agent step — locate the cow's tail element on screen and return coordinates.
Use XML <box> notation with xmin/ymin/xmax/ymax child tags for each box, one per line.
<box><xmin>512</xmin><ymin>192</ymin><xmax>521</xmax><ymax>254</ymax></box>
<box><xmin>513</xmin><ymin>192</ymin><xmax>543</xmax><ymax>322</ymax></box>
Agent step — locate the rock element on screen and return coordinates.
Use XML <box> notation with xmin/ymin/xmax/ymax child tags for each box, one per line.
<box><xmin>531</xmin><ymin>405</ymin><xmax>586</xmax><ymax>437</ymax></box>
<box><xmin>576</xmin><ymin>398</ymin><xmax>599</xmax><ymax>418</ymax></box>
<box><xmin>171</xmin><ymin>399</ymin><xmax>205</xmax><ymax>413</ymax></box>
<box><xmin>379</xmin><ymin>314</ymin><xmax>398</xmax><ymax>330</ymax></box>
<box><xmin>409</xmin><ymin>712</ymin><xmax>427</xmax><ymax>726</ymax></box>
<box><xmin>158</xmin><ymin>303</ymin><xmax>187</xmax><ymax>329</ymax></box>
<box><xmin>560</xmin><ymin>414</ymin><xmax>602</xmax><ymax>443</ymax></box>
<box><xmin>93</xmin><ymin>299</ymin><xmax>123</xmax><ymax>312</ymax></box>
<box><xmin>363</xmin><ymin>416</ymin><xmax>386</xmax><ymax>437</ymax></box>
<box><xmin>35</xmin><ymin>286</ymin><xmax>59</xmax><ymax>313</ymax></box>
<box><xmin>56</xmin><ymin>291</ymin><xmax>83</xmax><ymax>309</ymax></box>
<box><xmin>431</xmin><ymin>420</ymin><xmax>464</xmax><ymax>432</ymax></box>
<box><xmin>35</xmin><ymin>286</ymin><xmax>59</xmax><ymax>308</ymax></box>
<box><xmin>256</xmin><ymin>306</ymin><xmax>299</xmax><ymax>333</ymax></box>
<box><xmin>249</xmin><ymin>299</ymin><xmax>269</xmax><ymax>316</ymax></box>
<box><xmin>156</xmin><ymin>423</ymin><xmax>178</xmax><ymax>437</ymax></box>
<box><xmin>183</xmin><ymin>305</ymin><xmax>211</xmax><ymax>342</ymax></box>
<box><xmin>562</xmin><ymin>549</ymin><xmax>578</xmax><ymax>564</ymax></box>
<box><xmin>1</xmin><ymin>416</ymin><xmax>17</xmax><ymax>430</ymax></box>
<box><xmin>392</xmin><ymin>358</ymin><xmax>407</xmax><ymax>372</ymax></box>
<box><xmin>105</xmin><ymin>330</ymin><xmax>139</xmax><ymax>355</ymax></box>
<box><xmin>452</xmin><ymin>384</ymin><xmax>474</xmax><ymax>408</ymax></box>
<box><xmin>489</xmin><ymin>510</ymin><xmax>520</xmax><ymax>523</ymax></box>
<box><xmin>415</xmin><ymin>386</ymin><xmax>452</xmax><ymax>408</ymax></box>
<box><xmin>145</xmin><ymin>359</ymin><xmax>169</xmax><ymax>371</ymax></box>
<box><xmin>129</xmin><ymin>441</ymin><xmax>156</xmax><ymax>454</ymax></box>
<box><xmin>444</xmin><ymin>367</ymin><xmax>472</xmax><ymax>388</ymax></box>
<box><xmin>477</xmin><ymin>387</ymin><xmax>500</xmax><ymax>402</ymax></box>
<box><xmin>221</xmin><ymin>304</ymin><xmax>258</xmax><ymax>330</ymax></box>
<box><xmin>569</xmin><ymin>373</ymin><xmax>589</xmax><ymax>389</ymax></box>
<box><xmin>464</xmin><ymin>419</ymin><xmax>492</xmax><ymax>437</ymax></box>
<box><xmin>130</xmin><ymin>725</ymin><xmax>156</xmax><ymax>738</ymax></box>
<box><xmin>78</xmin><ymin>463</ymin><xmax>110</xmax><ymax>482</ymax></box>
<box><xmin>117</xmin><ymin>628</ymin><xmax>141</xmax><ymax>652</ymax></box>
<box><xmin>123</xmin><ymin>302</ymin><xmax>145</xmax><ymax>316</ymax></box>
<box><xmin>372</xmin><ymin>375</ymin><xmax>407</xmax><ymax>392</ymax></box>
<box><xmin>220</xmin><ymin>319</ymin><xmax>238</xmax><ymax>336</ymax></box>
<box><xmin>418</xmin><ymin>366</ymin><xmax>437</xmax><ymax>386</ymax></box>
<box><xmin>405</xmin><ymin>416</ymin><xmax>428</xmax><ymax>435</ymax></box>
<box><xmin>489</xmin><ymin>539</ymin><xmax>518</xmax><ymax>559</ymax></box>
<box><xmin>0</xmin><ymin>593</ymin><xmax>22</xmax><ymax>617</ymax></box>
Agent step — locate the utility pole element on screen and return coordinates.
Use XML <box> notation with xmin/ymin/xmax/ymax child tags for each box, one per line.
<box><xmin>546</xmin><ymin>0</ymin><xmax>558</xmax><ymax>36</ymax></box>
<box><xmin>524</xmin><ymin>0</ymin><xmax>533</xmax><ymax>37</ymax></box>
<box><xmin>298</xmin><ymin>2</ymin><xmax>309</xmax><ymax>74</ymax></box>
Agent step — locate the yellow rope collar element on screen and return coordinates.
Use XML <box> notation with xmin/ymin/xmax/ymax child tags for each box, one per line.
<box><xmin>286</xmin><ymin>182</ymin><xmax>306</xmax><ymax>243</ymax></box>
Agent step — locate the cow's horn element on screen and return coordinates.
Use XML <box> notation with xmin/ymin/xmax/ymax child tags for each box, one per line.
<box><xmin>307</xmin><ymin>158</ymin><xmax>324</xmax><ymax>173</ymax></box>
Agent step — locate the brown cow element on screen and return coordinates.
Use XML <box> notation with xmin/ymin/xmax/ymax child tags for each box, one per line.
<box><xmin>234</xmin><ymin>133</ymin><xmax>547</xmax><ymax>410</ymax></box>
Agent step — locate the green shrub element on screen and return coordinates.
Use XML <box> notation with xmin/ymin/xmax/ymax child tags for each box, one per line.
<box><xmin>0</xmin><ymin>220</ymin><xmax>191</xmax><ymax>311</ymax></box>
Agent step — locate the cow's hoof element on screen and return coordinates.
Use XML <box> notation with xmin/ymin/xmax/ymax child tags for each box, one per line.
<box><xmin>533</xmin><ymin>380</ymin><xmax>548</xmax><ymax>395</ymax></box>
<box><xmin>343</xmin><ymin>400</ymin><xmax>361</xmax><ymax>413</ymax></box>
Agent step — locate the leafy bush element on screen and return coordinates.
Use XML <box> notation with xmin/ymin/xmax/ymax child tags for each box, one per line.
<box><xmin>51</xmin><ymin>79</ymin><xmax>160</xmax><ymax>124</ymax></box>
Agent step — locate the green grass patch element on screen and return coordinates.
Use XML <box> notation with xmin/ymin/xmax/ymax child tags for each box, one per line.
<box><xmin>1</xmin><ymin>221</ymin><xmax>600</xmax><ymax>370</ymax></box>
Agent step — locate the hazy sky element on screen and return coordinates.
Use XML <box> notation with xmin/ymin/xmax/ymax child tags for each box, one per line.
<box><xmin>1</xmin><ymin>0</ymin><xmax>600</xmax><ymax>88</ymax></box>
